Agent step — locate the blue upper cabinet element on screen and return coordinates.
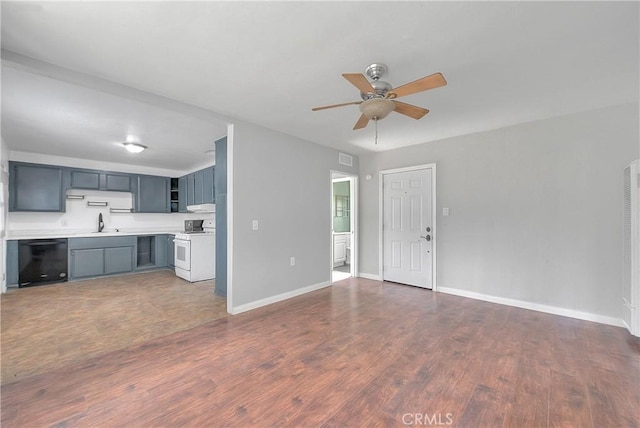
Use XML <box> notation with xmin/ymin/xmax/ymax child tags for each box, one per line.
<box><xmin>135</xmin><ymin>175</ymin><xmax>170</xmax><ymax>213</ymax></box>
<box><xmin>104</xmin><ymin>173</ymin><xmax>132</xmax><ymax>191</ymax></box>
<box><xmin>68</xmin><ymin>168</ymin><xmax>132</xmax><ymax>192</ymax></box>
<box><xmin>194</xmin><ymin>170</ymin><xmax>204</xmax><ymax>204</ymax></box>
<box><xmin>9</xmin><ymin>161</ymin><xmax>65</xmax><ymax>212</ymax></box>
<box><xmin>178</xmin><ymin>166</ymin><xmax>214</xmax><ymax>209</ymax></box>
<box><xmin>178</xmin><ymin>176</ymin><xmax>187</xmax><ymax>212</ymax></box>
<box><xmin>186</xmin><ymin>173</ymin><xmax>195</xmax><ymax>206</ymax></box>
<box><xmin>202</xmin><ymin>166</ymin><xmax>215</xmax><ymax>204</ymax></box>
<box><xmin>186</xmin><ymin>166</ymin><xmax>215</xmax><ymax>205</ymax></box>
<box><xmin>69</xmin><ymin>170</ymin><xmax>100</xmax><ymax>189</ymax></box>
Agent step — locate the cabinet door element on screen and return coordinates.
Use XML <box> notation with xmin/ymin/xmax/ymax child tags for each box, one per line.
<box><xmin>167</xmin><ymin>235</ymin><xmax>175</xmax><ymax>268</ymax></box>
<box><xmin>70</xmin><ymin>170</ymin><xmax>100</xmax><ymax>189</ymax></box>
<box><xmin>10</xmin><ymin>163</ymin><xmax>64</xmax><ymax>212</ymax></box>
<box><xmin>154</xmin><ymin>235</ymin><xmax>168</xmax><ymax>268</ymax></box>
<box><xmin>333</xmin><ymin>235</ymin><xmax>347</xmax><ymax>264</ymax></box>
<box><xmin>70</xmin><ymin>248</ymin><xmax>104</xmax><ymax>278</ymax></box>
<box><xmin>186</xmin><ymin>174</ymin><xmax>195</xmax><ymax>206</ymax></box>
<box><xmin>104</xmin><ymin>173</ymin><xmax>131</xmax><ymax>191</ymax></box>
<box><xmin>136</xmin><ymin>175</ymin><xmax>170</xmax><ymax>213</ymax></box>
<box><xmin>194</xmin><ymin>170</ymin><xmax>204</xmax><ymax>205</ymax></box>
<box><xmin>202</xmin><ymin>166</ymin><xmax>215</xmax><ymax>203</ymax></box>
<box><xmin>104</xmin><ymin>246</ymin><xmax>134</xmax><ymax>274</ymax></box>
<box><xmin>6</xmin><ymin>241</ymin><xmax>19</xmax><ymax>286</ymax></box>
<box><xmin>178</xmin><ymin>176</ymin><xmax>187</xmax><ymax>212</ymax></box>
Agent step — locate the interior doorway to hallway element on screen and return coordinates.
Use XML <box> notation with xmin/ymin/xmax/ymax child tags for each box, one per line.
<box><xmin>331</xmin><ymin>172</ymin><xmax>357</xmax><ymax>283</ymax></box>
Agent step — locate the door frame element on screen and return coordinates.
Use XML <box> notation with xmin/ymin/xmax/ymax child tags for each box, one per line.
<box><xmin>330</xmin><ymin>171</ymin><xmax>358</xmax><ymax>283</ymax></box>
<box><xmin>379</xmin><ymin>163</ymin><xmax>437</xmax><ymax>290</ymax></box>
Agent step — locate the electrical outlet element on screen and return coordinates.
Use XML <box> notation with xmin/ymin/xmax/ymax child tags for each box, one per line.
<box><xmin>290</xmin><ymin>257</ymin><xmax>295</xmax><ymax>266</ymax></box>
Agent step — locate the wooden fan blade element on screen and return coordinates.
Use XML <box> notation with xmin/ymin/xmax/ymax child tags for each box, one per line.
<box><xmin>342</xmin><ymin>73</ymin><xmax>375</xmax><ymax>94</ymax></box>
<box><xmin>353</xmin><ymin>114</ymin><xmax>369</xmax><ymax>130</ymax></box>
<box><xmin>311</xmin><ymin>101</ymin><xmax>361</xmax><ymax>111</ymax></box>
<box><xmin>389</xmin><ymin>72</ymin><xmax>447</xmax><ymax>98</ymax></box>
<box><xmin>393</xmin><ymin>101</ymin><xmax>430</xmax><ymax>119</ymax></box>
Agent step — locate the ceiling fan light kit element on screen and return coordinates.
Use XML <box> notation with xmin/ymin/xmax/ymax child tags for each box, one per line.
<box><xmin>312</xmin><ymin>63</ymin><xmax>447</xmax><ymax>139</ymax></box>
<box><xmin>360</xmin><ymin>98</ymin><xmax>395</xmax><ymax>120</ymax></box>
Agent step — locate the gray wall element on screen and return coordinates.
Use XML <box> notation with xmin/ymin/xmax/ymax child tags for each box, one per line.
<box><xmin>230</xmin><ymin>121</ymin><xmax>358</xmax><ymax>309</ymax></box>
<box><xmin>0</xmin><ymin>138</ymin><xmax>8</xmax><ymax>293</ymax></box>
<box><xmin>359</xmin><ymin>102</ymin><xmax>639</xmax><ymax>318</ymax></box>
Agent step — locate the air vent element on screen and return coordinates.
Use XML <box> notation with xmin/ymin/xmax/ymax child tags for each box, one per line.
<box><xmin>338</xmin><ymin>152</ymin><xmax>353</xmax><ymax>167</ymax></box>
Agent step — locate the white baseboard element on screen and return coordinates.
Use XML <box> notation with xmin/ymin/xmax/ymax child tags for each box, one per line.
<box><xmin>230</xmin><ymin>280</ymin><xmax>331</xmax><ymax>315</ymax></box>
<box><xmin>438</xmin><ymin>286</ymin><xmax>624</xmax><ymax>328</ymax></box>
<box><xmin>358</xmin><ymin>272</ymin><xmax>382</xmax><ymax>281</ymax></box>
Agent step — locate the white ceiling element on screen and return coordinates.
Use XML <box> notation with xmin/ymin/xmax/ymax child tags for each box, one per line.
<box><xmin>1</xmin><ymin>1</ymin><xmax>638</xmax><ymax>170</ymax></box>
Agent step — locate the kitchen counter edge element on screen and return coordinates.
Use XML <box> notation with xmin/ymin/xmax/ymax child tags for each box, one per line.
<box><xmin>7</xmin><ymin>230</ymin><xmax>182</xmax><ymax>240</ymax></box>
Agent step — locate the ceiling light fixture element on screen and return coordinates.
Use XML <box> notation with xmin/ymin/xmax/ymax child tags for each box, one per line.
<box><xmin>359</xmin><ymin>98</ymin><xmax>395</xmax><ymax>145</ymax></box>
<box><xmin>359</xmin><ymin>98</ymin><xmax>395</xmax><ymax>121</ymax></box>
<box><xmin>122</xmin><ymin>142</ymin><xmax>147</xmax><ymax>153</ymax></box>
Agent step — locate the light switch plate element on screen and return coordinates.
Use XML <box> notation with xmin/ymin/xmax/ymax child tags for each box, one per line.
<box><xmin>443</xmin><ymin>207</ymin><xmax>450</xmax><ymax>216</ymax></box>
<box><xmin>252</xmin><ymin>220</ymin><xmax>259</xmax><ymax>230</ymax></box>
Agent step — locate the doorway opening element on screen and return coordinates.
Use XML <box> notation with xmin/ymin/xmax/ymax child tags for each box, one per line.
<box><xmin>331</xmin><ymin>172</ymin><xmax>357</xmax><ymax>283</ymax></box>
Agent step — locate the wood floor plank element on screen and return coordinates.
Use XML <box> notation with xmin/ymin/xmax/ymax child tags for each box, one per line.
<box><xmin>1</xmin><ymin>276</ymin><xmax>638</xmax><ymax>427</ymax></box>
<box><xmin>548</xmin><ymin>369</ymin><xmax>592</xmax><ymax>428</ymax></box>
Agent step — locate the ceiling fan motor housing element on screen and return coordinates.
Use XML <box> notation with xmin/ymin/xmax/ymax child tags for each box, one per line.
<box><xmin>364</xmin><ymin>63</ymin><xmax>387</xmax><ymax>80</ymax></box>
<box><xmin>361</xmin><ymin>63</ymin><xmax>392</xmax><ymax>100</ymax></box>
<box><xmin>361</xmin><ymin>80</ymin><xmax>392</xmax><ymax>100</ymax></box>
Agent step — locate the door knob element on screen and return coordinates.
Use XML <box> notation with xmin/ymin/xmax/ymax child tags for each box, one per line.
<box><xmin>420</xmin><ymin>235</ymin><xmax>431</xmax><ymax>241</ymax></box>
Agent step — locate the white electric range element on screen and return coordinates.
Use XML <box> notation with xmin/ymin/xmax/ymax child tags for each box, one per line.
<box><xmin>174</xmin><ymin>219</ymin><xmax>215</xmax><ymax>282</ymax></box>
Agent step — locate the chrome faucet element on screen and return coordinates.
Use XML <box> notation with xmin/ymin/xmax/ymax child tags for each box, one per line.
<box><xmin>98</xmin><ymin>213</ymin><xmax>105</xmax><ymax>232</ymax></box>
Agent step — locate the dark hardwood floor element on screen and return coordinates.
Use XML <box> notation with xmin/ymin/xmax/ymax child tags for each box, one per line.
<box><xmin>1</xmin><ymin>275</ymin><xmax>639</xmax><ymax>427</ymax></box>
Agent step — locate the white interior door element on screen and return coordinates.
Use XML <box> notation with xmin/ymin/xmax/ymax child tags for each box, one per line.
<box><xmin>383</xmin><ymin>168</ymin><xmax>433</xmax><ymax>289</ymax></box>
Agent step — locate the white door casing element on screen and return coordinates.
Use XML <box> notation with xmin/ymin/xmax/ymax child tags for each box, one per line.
<box><xmin>382</xmin><ymin>166</ymin><xmax>434</xmax><ymax>289</ymax></box>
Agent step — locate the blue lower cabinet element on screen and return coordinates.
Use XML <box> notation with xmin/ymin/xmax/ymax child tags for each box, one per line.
<box><xmin>69</xmin><ymin>236</ymin><xmax>136</xmax><ymax>280</ymax></box>
<box><xmin>154</xmin><ymin>235</ymin><xmax>168</xmax><ymax>268</ymax></box>
<box><xmin>167</xmin><ymin>235</ymin><xmax>175</xmax><ymax>268</ymax></box>
<box><xmin>105</xmin><ymin>247</ymin><xmax>134</xmax><ymax>274</ymax></box>
<box><xmin>6</xmin><ymin>241</ymin><xmax>19</xmax><ymax>286</ymax></box>
<box><xmin>70</xmin><ymin>248</ymin><xmax>104</xmax><ymax>279</ymax></box>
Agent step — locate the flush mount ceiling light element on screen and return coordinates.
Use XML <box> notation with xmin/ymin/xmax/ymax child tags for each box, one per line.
<box><xmin>122</xmin><ymin>143</ymin><xmax>147</xmax><ymax>153</ymax></box>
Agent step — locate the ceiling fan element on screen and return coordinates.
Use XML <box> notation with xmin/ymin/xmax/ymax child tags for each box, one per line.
<box><xmin>312</xmin><ymin>63</ymin><xmax>447</xmax><ymax>130</ymax></box>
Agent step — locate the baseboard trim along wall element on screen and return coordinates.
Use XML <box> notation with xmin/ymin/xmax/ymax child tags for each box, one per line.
<box><xmin>230</xmin><ymin>281</ymin><xmax>331</xmax><ymax>315</ymax></box>
<box><xmin>438</xmin><ymin>286</ymin><xmax>624</xmax><ymax>328</ymax></box>
<box><xmin>359</xmin><ymin>272</ymin><xmax>382</xmax><ymax>281</ymax></box>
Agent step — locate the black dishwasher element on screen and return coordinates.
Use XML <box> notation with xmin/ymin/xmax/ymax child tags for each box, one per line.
<box><xmin>18</xmin><ymin>239</ymin><xmax>68</xmax><ymax>287</ymax></box>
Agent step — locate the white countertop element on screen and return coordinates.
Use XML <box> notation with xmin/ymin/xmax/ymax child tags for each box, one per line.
<box><xmin>7</xmin><ymin>228</ymin><xmax>183</xmax><ymax>240</ymax></box>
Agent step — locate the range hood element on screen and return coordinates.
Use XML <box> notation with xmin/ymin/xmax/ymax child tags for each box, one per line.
<box><xmin>186</xmin><ymin>203</ymin><xmax>216</xmax><ymax>213</ymax></box>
